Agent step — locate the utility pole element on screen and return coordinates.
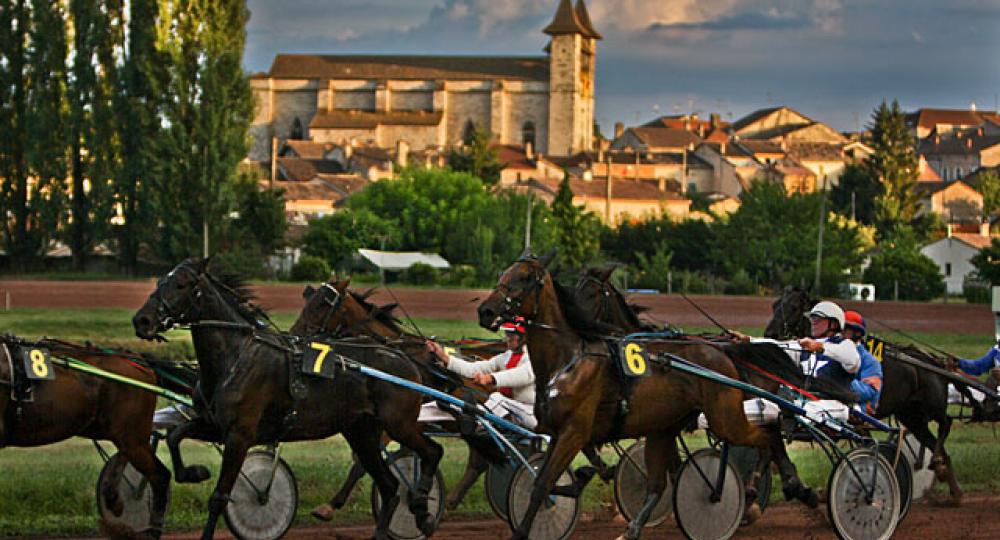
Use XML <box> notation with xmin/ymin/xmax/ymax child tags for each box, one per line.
<box><xmin>524</xmin><ymin>190</ymin><xmax>533</xmax><ymax>250</ymax></box>
<box><xmin>814</xmin><ymin>173</ymin><xmax>828</xmax><ymax>292</ymax></box>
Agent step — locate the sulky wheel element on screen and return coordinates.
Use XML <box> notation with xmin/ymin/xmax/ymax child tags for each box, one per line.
<box><xmin>485</xmin><ymin>442</ymin><xmax>533</xmax><ymax>522</ymax></box>
<box><xmin>223</xmin><ymin>450</ymin><xmax>298</xmax><ymax>540</ymax></box>
<box><xmin>827</xmin><ymin>448</ymin><xmax>900</xmax><ymax>540</ymax></box>
<box><xmin>876</xmin><ymin>442</ymin><xmax>914</xmax><ymax>522</ymax></box>
<box><xmin>506</xmin><ymin>453</ymin><xmax>580</xmax><ymax>540</ymax></box>
<box><xmin>370</xmin><ymin>450</ymin><xmax>446</xmax><ymax>540</ymax></box>
<box><xmin>96</xmin><ymin>452</ymin><xmax>165</xmax><ymax>535</ymax></box>
<box><xmin>728</xmin><ymin>445</ymin><xmax>772</xmax><ymax>514</ymax></box>
<box><xmin>613</xmin><ymin>439</ymin><xmax>673</xmax><ymax>527</ymax></box>
<box><xmin>672</xmin><ymin>448</ymin><xmax>745</xmax><ymax>540</ymax></box>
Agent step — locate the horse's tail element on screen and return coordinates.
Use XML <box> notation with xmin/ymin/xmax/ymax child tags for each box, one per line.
<box><xmin>723</xmin><ymin>342</ymin><xmax>858</xmax><ymax>404</ymax></box>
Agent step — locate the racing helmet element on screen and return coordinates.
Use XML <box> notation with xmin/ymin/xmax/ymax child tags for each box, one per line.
<box><xmin>807</xmin><ymin>301</ymin><xmax>846</xmax><ymax>331</ymax></box>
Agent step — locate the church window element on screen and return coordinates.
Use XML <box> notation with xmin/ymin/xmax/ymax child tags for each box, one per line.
<box><xmin>290</xmin><ymin>117</ymin><xmax>303</xmax><ymax>140</ymax></box>
<box><xmin>462</xmin><ymin>120</ymin><xmax>476</xmax><ymax>145</ymax></box>
<box><xmin>522</xmin><ymin>121</ymin><xmax>536</xmax><ymax>148</ymax></box>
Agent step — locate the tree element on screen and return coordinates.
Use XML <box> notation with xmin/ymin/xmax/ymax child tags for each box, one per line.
<box><xmin>970</xmin><ymin>239</ymin><xmax>1000</xmax><ymax>286</ymax></box>
<box><xmin>712</xmin><ymin>180</ymin><xmax>865</xmax><ymax>295</ymax></box>
<box><xmin>867</xmin><ymin>100</ymin><xmax>921</xmax><ymax>236</ymax></box>
<box><xmin>115</xmin><ymin>0</ymin><xmax>164</xmax><ymax>273</ymax></box>
<box><xmin>446</xmin><ymin>126</ymin><xmax>504</xmax><ymax>186</ymax></box>
<box><xmin>550</xmin><ymin>171</ymin><xmax>602</xmax><ymax>270</ymax></box>
<box><xmin>152</xmin><ymin>0</ymin><xmax>253</xmax><ymax>261</ymax></box>
<box><xmin>863</xmin><ymin>228</ymin><xmax>944</xmax><ymax>301</ymax></box>
<box><xmin>301</xmin><ymin>210</ymin><xmax>399</xmax><ymax>271</ymax></box>
<box><xmin>973</xmin><ymin>169</ymin><xmax>1000</xmax><ymax>219</ymax></box>
<box><xmin>830</xmin><ymin>163</ymin><xmax>881</xmax><ymax>225</ymax></box>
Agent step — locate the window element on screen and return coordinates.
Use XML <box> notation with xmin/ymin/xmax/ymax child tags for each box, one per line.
<box><xmin>521</xmin><ymin>121</ymin><xmax>536</xmax><ymax>149</ymax></box>
<box><xmin>945</xmin><ymin>263</ymin><xmax>952</xmax><ymax>277</ymax></box>
<box><xmin>290</xmin><ymin>117</ymin><xmax>303</xmax><ymax>140</ymax></box>
<box><xmin>462</xmin><ymin>120</ymin><xmax>476</xmax><ymax>145</ymax></box>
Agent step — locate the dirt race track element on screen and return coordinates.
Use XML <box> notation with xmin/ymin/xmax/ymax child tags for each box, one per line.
<box><xmin>46</xmin><ymin>496</ymin><xmax>999</xmax><ymax>540</ymax></box>
<box><xmin>0</xmin><ymin>279</ymin><xmax>993</xmax><ymax>335</ymax></box>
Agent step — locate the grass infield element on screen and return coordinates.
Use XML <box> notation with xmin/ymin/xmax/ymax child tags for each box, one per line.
<box><xmin>0</xmin><ymin>308</ymin><xmax>997</xmax><ymax>536</ymax></box>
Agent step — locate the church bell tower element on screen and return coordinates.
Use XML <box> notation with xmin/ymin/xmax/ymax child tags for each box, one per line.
<box><xmin>545</xmin><ymin>0</ymin><xmax>601</xmax><ymax>157</ymax></box>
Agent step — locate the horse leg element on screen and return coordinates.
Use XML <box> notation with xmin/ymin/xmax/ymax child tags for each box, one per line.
<box><xmin>167</xmin><ymin>420</ymin><xmax>211</xmax><ymax>483</ymax></box>
<box><xmin>445</xmin><ymin>446</ymin><xmax>489</xmax><ymax>511</ymax></box>
<box><xmin>116</xmin><ymin>439</ymin><xmax>172</xmax><ymax>539</ymax></box>
<box><xmin>897</xmin><ymin>410</ymin><xmax>954</xmax><ymax>503</ymax></box>
<box><xmin>345</xmin><ymin>423</ymin><xmax>400</xmax><ymax>540</ymax></box>
<box><xmin>932</xmin><ymin>413</ymin><xmax>963</xmax><ymax>504</ymax></box>
<box><xmin>510</xmin><ymin>428</ymin><xmax>587</xmax><ymax>540</ymax></box>
<box><xmin>200</xmin><ymin>428</ymin><xmax>255</xmax><ymax>540</ymax></box>
<box><xmin>384</xmin><ymin>418</ymin><xmax>444</xmax><ymax>536</ymax></box>
<box><xmin>583</xmin><ymin>444</ymin><xmax>615</xmax><ymax>482</ymax></box>
<box><xmin>312</xmin><ymin>454</ymin><xmax>367</xmax><ymax>521</ymax></box>
<box><xmin>620</xmin><ymin>432</ymin><xmax>676</xmax><ymax>540</ymax></box>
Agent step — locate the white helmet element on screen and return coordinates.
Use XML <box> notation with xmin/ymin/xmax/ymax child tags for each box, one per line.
<box><xmin>808</xmin><ymin>300</ymin><xmax>845</xmax><ymax>331</ymax></box>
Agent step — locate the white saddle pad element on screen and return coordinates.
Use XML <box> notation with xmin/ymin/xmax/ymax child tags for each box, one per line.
<box><xmin>698</xmin><ymin>398</ymin><xmax>781</xmax><ymax>429</ymax></box>
<box><xmin>948</xmin><ymin>383</ymin><xmax>988</xmax><ymax>405</ymax></box>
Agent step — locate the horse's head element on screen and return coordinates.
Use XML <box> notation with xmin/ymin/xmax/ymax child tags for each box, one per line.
<box><xmin>477</xmin><ymin>250</ymin><xmax>555</xmax><ymax>331</ymax></box>
<box><xmin>133</xmin><ymin>258</ymin><xmax>211</xmax><ymax>340</ymax></box>
<box><xmin>572</xmin><ymin>265</ymin><xmax>643</xmax><ymax>333</ymax></box>
<box><xmin>764</xmin><ymin>285</ymin><xmax>818</xmax><ymax>339</ymax></box>
<box><xmin>289</xmin><ymin>278</ymin><xmax>351</xmax><ymax>336</ymax></box>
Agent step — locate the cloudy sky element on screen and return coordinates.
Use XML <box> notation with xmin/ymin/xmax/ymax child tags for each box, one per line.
<box><xmin>244</xmin><ymin>0</ymin><xmax>1000</xmax><ymax>133</ymax></box>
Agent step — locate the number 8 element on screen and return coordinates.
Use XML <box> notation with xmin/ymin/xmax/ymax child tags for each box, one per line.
<box><xmin>30</xmin><ymin>349</ymin><xmax>48</xmax><ymax>378</ymax></box>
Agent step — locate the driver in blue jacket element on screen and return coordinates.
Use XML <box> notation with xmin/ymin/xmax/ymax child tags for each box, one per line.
<box><xmin>841</xmin><ymin>310</ymin><xmax>883</xmax><ymax>414</ymax></box>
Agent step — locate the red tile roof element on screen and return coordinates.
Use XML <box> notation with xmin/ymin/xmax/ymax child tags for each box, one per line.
<box><xmin>907</xmin><ymin>108</ymin><xmax>1000</xmax><ymax>131</ymax></box>
<box><xmin>628</xmin><ymin>127</ymin><xmax>701</xmax><ymax>150</ymax></box>
<box><xmin>950</xmin><ymin>232</ymin><xmax>993</xmax><ymax>250</ymax></box>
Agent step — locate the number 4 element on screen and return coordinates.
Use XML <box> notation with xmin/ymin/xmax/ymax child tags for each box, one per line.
<box><xmin>310</xmin><ymin>342</ymin><xmax>332</xmax><ymax>373</ymax></box>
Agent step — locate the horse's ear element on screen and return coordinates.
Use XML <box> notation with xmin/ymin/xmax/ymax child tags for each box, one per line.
<box><xmin>597</xmin><ymin>264</ymin><xmax>618</xmax><ymax>282</ymax></box>
<box><xmin>517</xmin><ymin>247</ymin><xmax>535</xmax><ymax>261</ymax></box>
<box><xmin>539</xmin><ymin>249</ymin><xmax>557</xmax><ymax>268</ymax></box>
<box><xmin>302</xmin><ymin>285</ymin><xmax>316</xmax><ymax>299</ymax></box>
<box><xmin>198</xmin><ymin>256</ymin><xmax>213</xmax><ymax>273</ymax></box>
<box><xmin>342</xmin><ymin>276</ymin><xmax>352</xmax><ymax>288</ymax></box>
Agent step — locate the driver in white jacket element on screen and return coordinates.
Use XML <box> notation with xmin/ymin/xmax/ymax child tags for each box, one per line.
<box><xmin>424</xmin><ymin>316</ymin><xmax>536</xmax><ymax>428</ymax></box>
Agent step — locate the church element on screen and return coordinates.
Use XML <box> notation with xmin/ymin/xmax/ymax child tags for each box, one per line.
<box><xmin>248</xmin><ymin>0</ymin><xmax>600</xmax><ymax>162</ymax></box>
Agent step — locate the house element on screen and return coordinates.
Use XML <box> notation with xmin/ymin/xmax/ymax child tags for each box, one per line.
<box><xmin>918</xmin><ymin>129</ymin><xmax>1000</xmax><ymax>181</ymax></box>
<box><xmin>914</xmin><ymin>180</ymin><xmax>983</xmax><ymax>222</ymax></box>
<box><xmin>906</xmin><ymin>108</ymin><xmax>1000</xmax><ymax>139</ymax></box>
<box><xmin>920</xmin><ymin>226</ymin><xmax>993</xmax><ymax>294</ymax></box>
<box><xmin>609</xmin><ymin>126</ymin><xmax>701</xmax><ymax>154</ymax></box>
<box><xmin>730</xmin><ymin>106</ymin><xmax>847</xmax><ymax>144</ymax></box>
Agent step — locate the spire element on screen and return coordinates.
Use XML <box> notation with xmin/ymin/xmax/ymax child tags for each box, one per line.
<box><xmin>543</xmin><ymin>0</ymin><xmax>589</xmax><ymax>36</ymax></box>
<box><xmin>574</xmin><ymin>0</ymin><xmax>602</xmax><ymax>39</ymax></box>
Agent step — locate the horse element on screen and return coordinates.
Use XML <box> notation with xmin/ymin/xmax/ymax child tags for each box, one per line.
<box><xmin>477</xmin><ymin>252</ymin><xmax>776</xmax><ymax>540</ymax></box>
<box><xmin>289</xmin><ymin>278</ymin><xmax>505</xmax><ymax>518</ymax></box>
<box><xmin>0</xmin><ymin>336</ymin><xmax>173</xmax><ymax>539</ymax></box>
<box><xmin>132</xmin><ymin>259</ymin><xmax>444</xmax><ymax>540</ymax></box>
<box><xmin>571</xmin><ymin>265</ymin><xmax>857</xmax><ymax>514</ymax></box>
<box><xmin>766</xmin><ymin>285</ymin><xmax>963</xmax><ymax>505</ymax></box>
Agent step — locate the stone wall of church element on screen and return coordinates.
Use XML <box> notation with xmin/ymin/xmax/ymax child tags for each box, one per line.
<box><xmin>391</xmin><ymin>91</ymin><xmax>434</xmax><ymax>112</ymax></box>
<box><xmin>334</xmin><ymin>90</ymin><xmax>376</xmax><ymax>111</ymax></box>
<box><xmin>273</xmin><ymin>88</ymin><xmax>319</xmax><ymax>141</ymax></box>
<box><xmin>311</xmin><ymin>127</ymin><xmax>377</xmax><ymax>145</ymax></box>
<box><xmin>444</xmin><ymin>88</ymin><xmax>492</xmax><ymax>146</ymax></box>
<box><xmin>506</xmin><ymin>91</ymin><xmax>549</xmax><ymax>152</ymax></box>
<box><xmin>378</xmin><ymin>124</ymin><xmax>441</xmax><ymax>150</ymax></box>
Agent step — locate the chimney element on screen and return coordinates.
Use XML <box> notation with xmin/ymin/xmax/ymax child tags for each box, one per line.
<box><xmin>344</xmin><ymin>142</ymin><xmax>353</xmax><ymax>160</ymax></box>
<box><xmin>525</xmin><ymin>141</ymin><xmax>534</xmax><ymax>160</ymax></box>
<box><xmin>396</xmin><ymin>139</ymin><xmax>409</xmax><ymax>168</ymax></box>
<box><xmin>710</xmin><ymin>113</ymin><xmax>720</xmax><ymax>128</ymax></box>
<box><xmin>270</xmin><ymin>136</ymin><xmax>278</xmax><ymax>189</ymax></box>
<box><xmin>658</xmin><ymin>177</ymin><xmax>666</xmax><ymax>191</ymax></box>
<box><xmin>982</xmin><ymin>220</ymin><xmax>991</xmax><ymax>238</ymax></box>
<box><xmin>614</xmin><ymin>122</ymin><xmax>624</xmax><ymax>139</ymax></box>
<box><xmin>946</xmin><ymin>223</ymin><xmax>953</xmax><ymax>237</ymax></box>
<box><xmin>979</xmin><ymin>127</ymin><xmax>985</xmax><ymax>137</ymax></box>
<box><xmin>934</xmin><ymin>135</ymin><xmax>940</xmax><ymax>145</ymax></box>
<box><xmin>967</xmin><ymin>137</ymin><xmax>973</xmax><ymax>149</ymax></box>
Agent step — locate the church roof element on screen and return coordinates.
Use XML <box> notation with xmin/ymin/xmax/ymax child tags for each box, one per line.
<box><xmin>574</xmin><ymin>0</ymin><xmax>602</xmax><ymax>39</ymax></box>
<box><xmin>543</xmin><ymin>0</ymin><xmax>590</xmax><ymax>36</ymax></box>
<box><xmin>309</xmin><ymin>110</ymin><xmax>444</xmax><ymax>129</ymax></box>
<box><xmin>268</xmin><ymin>54</ymin><xmax>548</xmax><ymax>81</ymax></box>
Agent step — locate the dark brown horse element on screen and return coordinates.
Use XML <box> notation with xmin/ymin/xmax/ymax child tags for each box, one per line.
<box><xmin>571</xmin><ymin>266</ymin><xmax>857</xmax><ymax>514</ymax></box>
<box><xmin>766</xmin><ymin>285</ymin><xmax>963</xmax><ymax>504</ymax></box>
<box><xmin>289</xmin><ymin>278</ymin><xmax>502</xmax><ymax>518</ymax></box>
<box><xmin>477</xmin><ymin>253</ymin><xmax>775</xmax><ymax>540</ymax></box>
<box><xmin>0</xmin><ymin>336</ymin><xmax>172</xmax><ymax>539</ymax></box>
<box><xmin>132</xmin><ymin>259</ymin><xmax>443</xmax><ymax>540</ymax></box>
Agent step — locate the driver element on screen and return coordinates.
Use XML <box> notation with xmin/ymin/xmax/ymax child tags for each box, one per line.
<box><xmin>841</xmin><ymin>310</ymin><xmax>883</xmax><ymax>413</ymax></box>
<box><xmin>424</xmin><ymin>316</ymin><xmax>536</xmax><ymax>428</ymax></box>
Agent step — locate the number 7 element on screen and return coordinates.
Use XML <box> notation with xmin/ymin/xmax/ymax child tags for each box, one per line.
<box><xmin>310</xmin><ymin>342</ymin><xmax>332</xmax><ymax>373</ymax></box>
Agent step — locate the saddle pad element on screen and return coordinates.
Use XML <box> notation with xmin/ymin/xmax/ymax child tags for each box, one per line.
<box><xmin>802</xmin><ymin>399</ymin><xmax>849</xmax><ymax>423</ymax></box>
<box><xmin>948</xmin><ymin>383</ymin><xmax>988</xmax><ymax>405</ymax></box>
<box><xmin>698</xmin><ymin>398</ymin><xmax>781</xmax><ymax>429</ymax></box>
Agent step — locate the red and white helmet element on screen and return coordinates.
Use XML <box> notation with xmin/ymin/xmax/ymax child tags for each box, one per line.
<box><xmin>500</xmin><ymin>316</ymin><xmax>527</xmax><ymax>335</ymax></box>
<box><xmin>844</xmin><ymin>310</ymin><xmax>866</xmax><ymax>335</ymax></box>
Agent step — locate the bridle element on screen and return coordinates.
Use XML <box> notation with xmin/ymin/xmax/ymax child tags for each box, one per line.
<box><xmin>298</xmin><ymin>283</ymin><xmax>346</xmax><ymax>337</ymax></box>
<box><xmin>150</xmin><ymin>263</ymin><xmax>206</xmax><ymax>331</ymax></box>
<box><xmin>492</xmin><ymin>260</ymin><xmax>550</xmax><ymax>329</ymax></box>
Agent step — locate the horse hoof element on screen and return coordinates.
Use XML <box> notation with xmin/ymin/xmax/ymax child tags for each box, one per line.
<box><xmin>310</xmin><ymin>504</ymin><xmax>335</xmax><ymax>522</ymax></box>
<box><xmin>176</xmin><ymin>465</ymin><xmax>211</xmax><ymax>484</ymax></box>
<box><xmin>742</xmin><ymin>502</ymin><xmax>762</xmax><ymax>526</ymax></box>
<box><xmin>418</xmin><ymin>517</ymin><xmax>437</xmax><ymax>537</ymax></box>
<box><xmin>800</xmin><ymin>487</ymin><xmax>819</xmax><ymax>509</ymax></box>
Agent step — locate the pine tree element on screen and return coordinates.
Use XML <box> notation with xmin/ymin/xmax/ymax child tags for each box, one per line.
<box><xmin>153</xmin><ymin>0</ymin><xmax>253</xmax><ymax>260</ymax></box>
<box><xmin>551</xmin><ymin>171</ymin><xmax>601</xmax><ymax>269</ymax></box>
<box><xmin>868</xmin><ymin>100</ymin><xmax>921</xmax><ymax>236</ymax></box>
<box><xmin>447</xmin><ymin>127</ymin><xmax>504</xmax><ymax>186</ymax></box>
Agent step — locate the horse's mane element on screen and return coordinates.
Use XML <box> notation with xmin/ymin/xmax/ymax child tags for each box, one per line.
<box><xmin>578</xmin><ymin>266</ymin><xmax>662</xmax><ymax>333</ymax></box>
<box><xmin>203</xmin><ymin>268</ymin><xmax>273</xmax><ymax>327</ymax></box>
<box><xmin>348</xmin><ymin>288</ymin><xmax>404</xmax><ymax>332</ymax></box>
<box><xmin>552</xmin><ymin>279</ymin><xmax>619</xmax><ymax>336</ymax></box>
<box><xmin>723</xmin><ymin>342</ymin><xmax>859</xmax><ymax>404</ymax></box>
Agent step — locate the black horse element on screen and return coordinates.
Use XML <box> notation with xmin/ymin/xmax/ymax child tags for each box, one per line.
<box><xmin>766</xmin><ymin>285</ymin><xmax>963</xmax><ymax>504</ymax></box>
<box><xmin>132</xmin><ymin>259</ymin><xmax>444</xmax><ymax>540</ymax></box>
